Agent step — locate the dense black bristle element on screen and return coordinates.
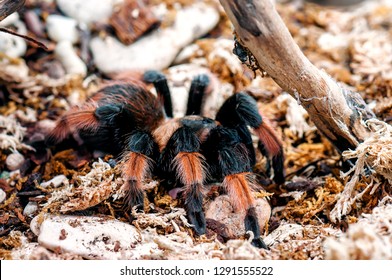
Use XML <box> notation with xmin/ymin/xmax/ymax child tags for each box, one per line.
<box><xmin>184</xmin><ymin>183</ymin><xmax>206</xmax><ymax>235</ymax></box>
<box><xmin>245</xmin><ymin>207</ymin><xmax>268</xmax><ymax>249</ymax></box>
<box><xmin>271</xmin><ymin>149</ymin><xmax>285</xmax><ymax>184</ymax></box>
<box><xmin>186</xmin><ymin>74</ymin><xmax>210</xmax><ymax>116</ymax></box>
<box><xmin>143</xmin><ymin>70</ymin><xmax>173</xmax><ymax>118</ymax></box>
<box><xmin>123</xmin><ymin>180</ymin><xmax>144</xmax><ymax>212</ymax></box>
<box><xmin>202</xmin><ymin>126</ymin><xmax>251</xmax><ymax>179</ymax></box>
<box><xmin>170</xmin><ymin>126</ymin><xmax>201</xmax><ymax>153</ymax></box>
<box><xmin>158</xmin><ymin>126</ymin><xmax>200</xmax><ymax>178</ymax></box>
<box><xmin>216</xmin><ymin>92</ymin><xmax>262</xmax><ymax>128</ymax></box>
<box><xmin>180</xmin><ymin>116</ymin><xmax>216</xmax><ymax>133</ymax></box>
<box><xmin>126</xmin><ymin>131</ymin><xmax>158</xmax><ymax>159</ymax></box>
<box><xmin>216</xmin><ymin>91</ymin><xmax>285</xmax><ymax>185</ymax></box>
<box><xmin>94</xmin><ymin>104</ymin><xmax>123</xmax><ymax>124</ymax></box>
<box><xmin>236</xmin><ymin>124</ymin><xmax>257</xmax><ymax>166</ymax></box>
<box><xmin>143</xmin><ymin>70</ymin><xmax>166</xmax><ymax>83</ymax></box>
<box><xmin>244</xmin><ymin>207</ymin><xmax>261</xmax><ymax>237</ymax></box>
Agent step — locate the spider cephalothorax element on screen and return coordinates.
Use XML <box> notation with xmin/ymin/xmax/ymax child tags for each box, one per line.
<box><xmin>47</xmin><ymin>70</ymin><xmax>285</xmax><ymax>248</ymax></box>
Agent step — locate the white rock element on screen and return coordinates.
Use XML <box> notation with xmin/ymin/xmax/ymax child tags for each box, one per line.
<box><xmin>0</xmin><ymin>13</ymin><xmax>27</xmax><ymax>58</ymax></box>
<box><xmin>205</xmin><ymin>195</ymin><xmax>271</xmax><ymax>239</ymax></box>
<box><xmin>172</xmin><ymin>44</ymin><xmax>201</xmax><ymax>65</ymax></box>
<box><xmin>174</xmin><ymin>38</ymin><xmax>243</xmax><ymax>74</ymax></box>
<box><xmin>0</xmin><ymin>189</ymin><xmax>6</xmax><ymax>204</ymax></box>
<box><xmin>55</xmin><ymin>41</ymin><xmax>87</xmax><ymax>77</ymax></box>
<box><xmin>36</xmin><ymin>119</ymin><xmax>57</xmax><ymax>135</ymax></box>
<box><xmin>164</xmin><ymin>64</ymin><xmax>226</xmax><ymax>119</ymax></box>
<box><xmin>0</xmin><ymin>59</ymin><xmax>29</xmax><ymax>82</ymax></box>
<box><xmin>40</xmin><ymin>175</ymin><xmax>68</xmax><ymax>189</ymax></box>
<box><xmin>56</xmin><ymin>0</ymin><xmax>123</xmax><ymax>25</ymax></box>
<box><xmin>31</xmin><ymin>215</ymin><xmax>155</xmax><ymax>259</ymax></box>
<box><xmin>11</xmin><ymin>243</ymin><xmax>40</xmax><ymax>260</ymax></box>
<box><xmin>5</xmin><ymin>153</ymin><xmax>25</xmax><ymax>171</ymax></box>
<box><xmin>46</xmin><ymin>15</ymin><xmax>79</xmax><ymax>43</ymax></box>
<box><xmin>0</xmin><ymin>12</ymin><xmax>20</xmax><ymax>27</ymax></box>
<box><xmin>90</xmin><ymin>3</ymin><xmax>219</xmax><ymax>73</ymax></box>
<box><xmin>263</xmin><ymin>223</ymin><xmax>304</xmax><ymax>247</ymax></box>
<box><xmin>23</xmin><ymin>201</ymin><xmax>39</xmax><ymax>217</ymax></box>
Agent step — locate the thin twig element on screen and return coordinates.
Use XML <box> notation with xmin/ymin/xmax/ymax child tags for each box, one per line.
<box><xmin>0</xmin><ymin>27</ymin><xmax>48</xmax><ymax>50</ymax></box>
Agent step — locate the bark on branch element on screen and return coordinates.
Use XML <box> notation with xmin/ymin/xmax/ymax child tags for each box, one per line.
<box><xmin>0</xmin><ymin>0</ymin><xmax>46</xmax><ymax>50</ymax></box>
<box><xmin>0</xmin><ymin>0</ymin><xmax>25</xmax><ymax>22</ymax></box>
<box><xmin>219</xmin><ymin>0</ymin><xmax>376</xmax><ymax>153</ymax></box>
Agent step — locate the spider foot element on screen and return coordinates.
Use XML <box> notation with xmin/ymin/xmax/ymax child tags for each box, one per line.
<box><xmin>123</xmin><ymin>180</ymin><xmax>145</xmax><ymax>213</ymax></box>
<box><xmin>143</xmin><ymin>70</ymin><xmax>165</xmax><ymax>83</ymax></box>
<box><xmin>185</xmin><ymin>204</ymin><xmax>206</xmax><ymax>236</ymax></box>
<box><xmin>245</xmin><ymin>206</ymin><xmax>269</xmax><ymax>249</ymax></box>
<box><xmin>251</xmin><ymin>236</ymin><xmax>268</xmax><ymax>250</ymax></box>
<box><xmin>183</xmin><ymin>183</ymin><xmax>206</xmax><ymax>236</ymax></box>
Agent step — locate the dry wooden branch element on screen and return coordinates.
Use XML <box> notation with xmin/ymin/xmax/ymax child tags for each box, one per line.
<box><xmin>0</xmin><ymin>27</ymin><xmax>48</xmax><ymax>50</ymax></box>
<box><xmin>0</xmin><ymin>0</ymin><xmax>25</xmax><ymax>22</ymax></box>
<box><xmin>219</xmin><ymin>0</ymin><xmax>377</xmax><ymax>153</ymax></box>
<box><xmin>0</xmin><ymin>0</ymin><xmax>47</xmax><ymax>50</ymax></box>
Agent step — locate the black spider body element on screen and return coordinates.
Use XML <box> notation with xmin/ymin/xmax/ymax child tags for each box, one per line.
<box><xmin>47</xmin><ymin>71</ymin><xmax>285</xmax><ymax>248</ymax></box>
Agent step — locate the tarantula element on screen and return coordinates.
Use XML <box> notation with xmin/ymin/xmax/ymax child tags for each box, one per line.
<box><xmin>47</xmin><ymin>70</ymin><xmax>285</xmax><ymax>248</ymax></box>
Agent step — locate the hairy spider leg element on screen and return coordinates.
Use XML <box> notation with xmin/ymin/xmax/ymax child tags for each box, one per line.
<box><xmin>253</xmin><ymin>117</ymin><xmax>285</xmax><ymax>184</ymax></box>
<box><xmin>47</xmin><ymin>101</ymin><xmax>134</xmax><ymax>154</ymax></box>
<box><xmin>215</xmin><ymin>92</ymin><xmax>285</xmax><ymax>184</ymax></box>
<box><xmin>185</xmin><ymin>74</ymin><xmax>210</xmax><ymax>116</ymax></box>
<box><xmin>46</xmin><ymin>102</ymin><xmax>100</xmax><ymax>146</ymax></box>
<box><xmin>47</xmin><ymin>83</ymin><xmax>164</xmax><ymax>155</ymax></box>
<box><xmin>143</xmin><ymin>70</ymin><xmax>173</xmax><ymax>118</ymax></box>
<box><xmin>121</xmin><ymin>131</ymin><xmax>159</xmax><ymax>212</ymax></box>
<box><xmin>158</xmin><ymin>125</ymin><xmax>207</xmax><ymax>235</ymax></box>
<box><xmin>202</xmin><ymin>126</ymin><xmax>267</xmax><ymax>249</ymax></box>
<box><xmin>257</xmin><ymin>140</ymin><xmax>271</xmax><ymax>175</ymax></box>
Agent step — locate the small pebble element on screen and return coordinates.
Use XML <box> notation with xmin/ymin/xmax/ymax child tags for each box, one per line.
<box><xmin>41</xmin><ymin>175</ymin><xmax>68</xmax><ymax>189</ymax></box>
<box><xmin>56</xmin><ymin>0</ymin><xmax>122</xmax><ymax>25</ymax></box>
<box><xmin>23</xmin><ymin>201</ymin><xmax>39</xmax><ymax>217</ymax></box>
<box><xmin>0</xmin><ymin>189</ymin><xmax>6</xmax><ymax>204</ymax></box>
<box><xmin>205</xmin><ymin>195</ymin><xmax>271</xmax><ymax>239</ymax></box>
<box><xmin>6</xmin><ymin>153</ymin><xmax>25</xmax><ymax>171</ymax></box>
<box><xmin>0</xmin><ymin>60</ymin><xmax>29</xmax><ymax>82</ymax></box>
<box><xmin>36</xmin><ymin>119</ymin><xmax>57</xmax><ymax>135</ymax></box>
<box><xmin>24</xmin><ymin>10</ymin><xmax>46</xmax><ymax>37</ymax></box>
<box><xmin>46</xmin><ymin>15</ymin><xmax>79</xmax><ymax>43</ymax></box>
<box><xmin>55</xmin><ymin>41</ymin><xmax>87</xmax><ymax>77</ymax></box>
<box><xmin>0</xmin><ymin>13</ymin><xmax>27</xmax><ymax>58</ymax></box>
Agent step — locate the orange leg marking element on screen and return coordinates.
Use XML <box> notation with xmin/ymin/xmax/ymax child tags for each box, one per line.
<box><xmin>223</xmin><ymin>172</ymin><xmax>256</xmax><ymax>212</ymax></box>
